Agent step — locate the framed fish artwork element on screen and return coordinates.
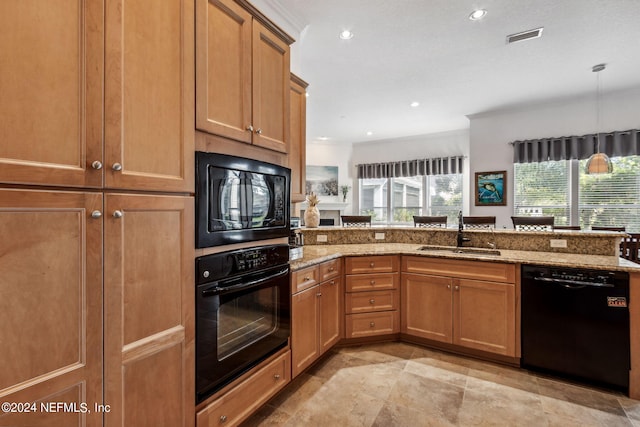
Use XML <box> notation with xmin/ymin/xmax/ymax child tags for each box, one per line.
<box><xmin>475</xmin><ymin>171</ymin><xmax>506</xmax><ymax>206</ymax></box>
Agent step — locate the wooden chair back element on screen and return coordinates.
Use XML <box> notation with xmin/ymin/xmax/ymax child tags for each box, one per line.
<box><xmin>621</xmin><ymin>234</ymin><xmax>640</xmax><ymax>264</ymax></box>
<box><xmin>463</xmin><ymin>216</ymin><xmax>496</xmax><ymax>229</ymax></box>
<box><xmin>511</xmin><ymin>216</ymin><xmax>555</xmax><ymax>231</ymax></box>
<box><xmin>592</xmin><ymin>226</ymin><xmax>626</xmax><ymax>232</ymax></box>
<box><xmin>413</xmin><ymin>215</ymin><xmax>447</xmax><ymax>228</ymax></box>
<box><xmin>341</xmin><ymin>215</ymin><xmax>372</xmax><ymax>227</ymax></box>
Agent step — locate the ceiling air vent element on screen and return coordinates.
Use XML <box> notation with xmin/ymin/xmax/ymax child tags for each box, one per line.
<box><xmin>506</xmin><ymin>27</ymin><xmax>544</xmax><ymax>44</ymax></box>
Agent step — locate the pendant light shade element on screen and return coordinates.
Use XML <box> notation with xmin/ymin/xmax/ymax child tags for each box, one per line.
<box><xmin>586</xmin><ymin>152</ymin><xmax>613</xmax><ymax>174</ymax></box>
<box><xmin>585</xmin><ymin>63</ymin><xmax>613</xmax><ymax>175</ymax></box>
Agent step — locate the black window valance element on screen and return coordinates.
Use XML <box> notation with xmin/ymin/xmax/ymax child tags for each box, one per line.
<box><xmin>356</xmin><ymin>156</ymin><xmax>464</xmax><ymax>179</ymax></box>
<box><xmin>512</xmin><ymin>129</ymin><xmax>640</xmax><ymax>163</ymax></box>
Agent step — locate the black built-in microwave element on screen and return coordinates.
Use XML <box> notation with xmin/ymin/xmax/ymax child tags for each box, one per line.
<box><xmin>195</xmin><ymin>152</ymin><xmax>290</xmax><ymax>248</ymax></box>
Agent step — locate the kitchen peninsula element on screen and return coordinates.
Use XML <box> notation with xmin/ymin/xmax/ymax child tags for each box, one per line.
<box><xmin>289</xmin><ymin>226</ymin><xmax>640</xmax><ymax>403</ymax></box>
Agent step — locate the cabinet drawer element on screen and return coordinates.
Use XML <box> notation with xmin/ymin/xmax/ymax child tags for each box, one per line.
<box><xmin>291</xmin><ymin>265</ymin><xmax>319</xmax><ymax>293</ymax></box>
<box><xmin>345</xmin><ymin>255</ymin><xmax>399</xmax><ymax>274</ymax></box>
<box><xmin>345</xmin><ymin>290</ymin><xmax>399</xmax><ymax>314</ymax></box>
<box><xmin>402</xmin><ymin>256</ymin><xmax>516</xmax><ymax>284</ymax></box>
<box><xmin>196</xmin><ymin>350</ymin><xmax>291</xmax><ymax>427</ymax></box>
<box><xmin>346</xmin><ymin>272</ymin><xmax>399</xmax><ymax>292</ymax></box>
<box><xmin>319</xmin><ymin>258</ymin><xmax>341</xmax><ymax>281</ymax></box>
<box><xmin>346</xmin><ymin>311</ymin><xmax>400</xmax><ymax>338</ymax></box>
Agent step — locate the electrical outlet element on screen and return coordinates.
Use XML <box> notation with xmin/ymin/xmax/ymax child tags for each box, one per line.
<box><xmin>375</xmin><ymin>232</ymin><xmax>385</xmax><ymax>240</ymax></box>
<box><xmin>316</xmin><ymin>234</ymin><xmax>328</xmax><ymax>243</ymax></box>
<box><xmin>550</xmin><ymin>239</ymin><xmax>567</xmax><ymax>248</ymax></box>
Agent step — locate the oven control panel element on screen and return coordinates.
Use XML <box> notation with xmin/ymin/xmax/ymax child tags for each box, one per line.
<box><xmin>196</xmin><ymin>244</ymin><xmax>289</xmax><ymax>284</ymax></box>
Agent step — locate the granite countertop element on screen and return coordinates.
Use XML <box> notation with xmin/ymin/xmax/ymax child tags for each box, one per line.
<box><xmin>290</xmin><ymin>243</ymin><xmax>640</xmax><ymax>273</ymax></box>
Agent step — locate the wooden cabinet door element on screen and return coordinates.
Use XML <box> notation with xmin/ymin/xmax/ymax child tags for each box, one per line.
<box><xmin>401</xmin><ymin>273</ymin><xmax>453</xmax><ymax>343</ymax></box>
<box><xmin>251</xmin><ymin>20</ymin><xmax>290</xmax><ymax>153</ymax></box>
<box><xmin>289</xmin><ymin>74</ymin><xmax>308</xmax><ymax>202</ymax></box>
<box><xmin>104</xmin><ymin>193</ymin><xmax>194</xmax><ymax>427</ymax></box>
<box><xmin>0</xmin><ymin>1</ymin><xmax>103</xmax><ymax>188</ymax></box>
<box><xmin>291</xmin><ymin>286</ymin><xmax>320</xmax><ymax>378</ymax></box>
<box><xmin>195</xmin><ymin>0</ymin><xmax>252</xmax><ymax>144</ymax></box>
<box><xmin>319</xmin><ymin>278</ymin><xmax>343</xmax><ymax>353</ymax></box>
<box><xmin>105</xmin><ymin>0</ymin><xmax>194</xmax><ymax>192</ymax></box>
<box><xmin>0</xmin><ymin>189</ymin><xmax>103</xmax><ymax>427</ymax></box>
<box><xmin>454</xmin><ymin>279</ymin><xmax>516</xmax><ymax>356</ymax></box>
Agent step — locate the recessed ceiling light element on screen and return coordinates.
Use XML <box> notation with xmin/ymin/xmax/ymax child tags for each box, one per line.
<box><xmin>366</xmin><ymin>131</ymin><xmax>373</xmax><ymax>136</ymax></box>
<box><xmin>469</xmin><ymin>9</ymin><xmax>487</xmax><ymax>21</ymax></box>
<box><xmin>410</xmin><ymin>101</ymin><xmax>420</xmax><ymax>108</ymax></box>
<box><xmin>318</xmin><ymin>136</ymin><xmax>329</xmax><ymax>141</ymax></box>
<box><xmin>339</xmin><ymin>30</ymin><xmax>354</xmax><ymax>40</ymax></box>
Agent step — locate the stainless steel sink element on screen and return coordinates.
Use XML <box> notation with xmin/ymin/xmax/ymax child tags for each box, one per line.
<box><xmin>418</xmin><ymin>245</ymin><xmax>501</xmax><ymax>256</ymax></box>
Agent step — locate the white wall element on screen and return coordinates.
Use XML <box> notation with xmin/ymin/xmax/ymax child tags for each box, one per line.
<box><xmin>306</xmin><ymin>141</ymin><xmax>354</xmax><ymax>213</ymax></box>
<box><xmin>469</xmin><ymin>86</ymin><xmax>640</xmax><ymax>228</ymax></box>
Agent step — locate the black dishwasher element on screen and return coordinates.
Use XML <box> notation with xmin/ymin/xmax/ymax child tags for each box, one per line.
<box><xmin>521</xmin><ymin>265</ymin><xmax>630</xmax><ymax>391</ymax></box>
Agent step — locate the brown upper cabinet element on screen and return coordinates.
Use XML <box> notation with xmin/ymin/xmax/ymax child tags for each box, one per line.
<box><xmin>289</xmin><ymin>74</ymin><xmax>309</xmax><ymax>202</ymax></box>
<box><xmin>0</xmin><ymin>0</ymin><xmax>194</xmax><ymax>192</ymax></box>
<box><xmin>196</xmin><ymin>0</ymin><xmax>293</xmax><ymax>153</ymax></box>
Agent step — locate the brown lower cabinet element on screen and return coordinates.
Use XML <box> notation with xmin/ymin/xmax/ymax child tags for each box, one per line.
<box><xmin>291</xmin><ymin>259</ymin><xmax>343</xmax><ymax>377</ymax></box>
<box><xmin>401</xmin><ymin>256</ymin><xmax>517</xmax><ymax>357</ymax></box>
<box><xmin>344</xmin><ymin>256</ymin><xmax>401</xmax><ymax>338</ymax></box>
<box><xmin>196</xmin><ymin>350</ymin><xmax>291</xmax><ymax>427</ymax></box>
<box><xmin>0</xmin><ymin>190</ymin><xmax>194</xmax><ymax>427</ymax></box>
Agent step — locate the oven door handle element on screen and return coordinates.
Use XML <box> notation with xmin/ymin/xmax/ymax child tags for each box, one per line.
<box><xmin>201</xmin><ymin>267</ymin><xmax>289</xmax><ymax>297</ymax></box>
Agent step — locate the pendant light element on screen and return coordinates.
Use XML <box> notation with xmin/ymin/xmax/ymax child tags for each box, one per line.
<box><xmin>585</xmin><ymin>63</ymin><xmax>613</xmax><ymax>174</ymax></box>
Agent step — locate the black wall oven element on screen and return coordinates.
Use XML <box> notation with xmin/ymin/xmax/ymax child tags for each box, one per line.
<box><xmin>195</xmin><ymin>244</ymin><xmax>290</xmax><ymax>403</ymax></box>
<box><xmin>195</xmin><ymin>151</ymin><xmax>290</xmax><ymax>248</ymax></box>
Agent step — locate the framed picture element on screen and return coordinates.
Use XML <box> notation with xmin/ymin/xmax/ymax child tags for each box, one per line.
<box><xmin>475</xmin><ymin>171</ymin><xmax>506</xmax><ymax>206</ymax></box>
<box><xmin>306</xmin><ymin>165</ymin><xmax>339</xmax><ymax>196</ymax></box>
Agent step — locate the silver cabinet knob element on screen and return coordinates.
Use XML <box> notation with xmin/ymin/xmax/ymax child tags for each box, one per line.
<box><xmin>91</xmin><ymin>160</ymin><xmax>103</xmax><ymax>170</ymax></box>
<box><xmin>274</xmin><ymin>374</ymin><xmax>281</xmax><ymax>380</ymax></box>
<box><xmin>370</xmin><ymin>280</ymin><xmax>376</xmax><ymax>285</ymax></box>
<box><xmin>255</xmin><ymin>128</ymin><xmax>263</xmax><ymax>134</ymax></box>
<box><xmin>316</xmin><ymin>292</ymin><xmax>322</xmax><ymax>297</ymax></box>
<box><xmin>447</xmin><ymin>284</ymin><xmax>451</xmax><ymax>289</ymax></box>
<box><xmin>113</xmin><ymin>210</ymin><xmax>123</xmax><ymax>218</ymax></box>
<box><xmin>203</xmin><ymin>271</ymin><xmax>210</xmax><ymax>278</ymax></box>
<box><xmin>369</xmin><ymin>262</ymin><xmax>375</xmax><ymax>267</ymax></box>
<box><xmin>112</xmin><ymin>163</ymin><xmax>123</xmax><ymax>171</ymax></box>
<box><xmin>246</xmin><ymin>125</ymin><xmax>254</xmax><ymax>132</ymax></box>
<box><xmin>220</xmin><ymin>415</ymin><xmax>227</xmax><ymax>423</ymax></box>
<box><xmin>454</xmin><ymin>285</ymin><xmax>459</xmax><ymax>291</ymax></box>
<box><xmin>369</xmin><ymin>299</ymin><xmax>375</xmax><ymax>304</ymax></box>
<box><xmin>369</xmin><ymin>322</ymin><xmax>375</xmax><ymax>327</ymax></box>
<box><xmin>91</xmin><ymin>210</ymin><xmax>102</xmax><ymax>219</ymax></box>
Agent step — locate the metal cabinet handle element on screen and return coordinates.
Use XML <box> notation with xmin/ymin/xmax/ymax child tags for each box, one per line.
<box><xmin>370</xmin><ymin>280</ymin><xmax>376</xmax><ymax>285</ymax></box>
<box><xmin>369</xmin><ymin>299</ymin><xmax>375</xmax><ymax>304</ymax></box>
<box><xmin>303</xmin><ymin>276</ymin><xmax>310</xmax><ymax>281</ymax></box>
<box><xmin>316</xmin><ymin>292</ymin><xmax>322</xmax><ymax>297</ymax></box>
<box><xmin>220</xmin><ymin>415</ymin><xmax>227</xmax><ymax>423</ymax></box>
<box><xmin>91</xmin><ymin>210</ymin><xmax>102</xmax><ymax>219</ymax></box>
<box><xmin>330</xmin><ymin>280</ymin><xmax>335</xmax><ymax>285</ymax></box>
<box><xmin>246</xmin><ymin>125</ymin><xmax>254</xmax><ymax>132</ymax></box>
<box><xmin>255</xmin><ymin>128</ymin><xmax>263</xmax><ymax>134</ymax></box>
<box><xmin>112</xmin><ymin>163</ymin><xmax>123</xmax><ymax>171</ymax></box>
<box><xmin>113</xmin><ymin>210</ymin><xmax>123</xmax><ymax>218</ymax></box>
<box><xmin>447</xmin><ymin>284</ymin><xmax>451</xmax><ymax>289</ymax></box>
<box><xmin>369</xmin><ymin>322</ymin><xmax>375</xmax><ymax>327</ymax></box>
<box><xmin>274</xmin><ymin>374</ymin><xmax>281</xmax><ymax>380</ymax></box>
<box><xmin>369</xmin><ymin>262</ymin><xmax>375</xmax><ymax>267</ymax></box>
<box><xmin>91</xmin><ymin>160</ymin><xmax>102</xmax><ymax>170</ymax></box>
<box><xmin>328</xmin><ymin>267</ymin><xmax>335</xmax><ymax>272</ymax></box>
<box><xmin>454</xmin><ymin>285</ymin><xmax>459</xmax><ymax>291</ymax></box>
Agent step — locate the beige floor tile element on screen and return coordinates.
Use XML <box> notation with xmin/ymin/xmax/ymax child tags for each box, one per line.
<box><xmin>241</xmin><ymin>343</ymin><xmax>638</xmax><ymax>427</ymax></box>
<box><xmin>387</xmin><ymin>371</ymin><xmax>464</xmax><ymax>424</ymax></box>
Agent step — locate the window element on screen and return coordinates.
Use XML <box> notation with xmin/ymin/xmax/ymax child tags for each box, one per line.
<box><xmin>359</xmin><ymin>174</ymin><xmax>462</xmax><ymax>225</ymax></box>
<box><xmin>514</xmin><ymin>155</ymin><xmax>640</xmax><ymax>231</ymax></box>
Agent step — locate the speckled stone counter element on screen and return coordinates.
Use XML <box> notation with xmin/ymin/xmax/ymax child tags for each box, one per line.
<box><xmin>290</xmin><ymin>243</ymin><xmax>640</xmax><ymax>273</ymax></box>
<box><xmin>299</xmin><ymin>226</ymin><xmax>625</xmax><ymax>256</ymax></box>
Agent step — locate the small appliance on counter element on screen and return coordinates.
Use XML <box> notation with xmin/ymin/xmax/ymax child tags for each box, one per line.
<box><xmin>289</xmin><ymin>217</ymin><xmax>304</xmax><ymax>260</ymax></box>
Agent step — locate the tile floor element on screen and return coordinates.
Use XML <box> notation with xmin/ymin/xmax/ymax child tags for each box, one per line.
<box><xmin>241</xmin><ymin>342</ymin><xmax>640</xmax><ymax>427</ymax></box>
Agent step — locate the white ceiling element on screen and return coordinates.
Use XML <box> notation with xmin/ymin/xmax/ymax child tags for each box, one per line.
<box><xmin>272</xmin><ymin>0</ymin><xmax>640</xmax><ymax>145</ymax></box>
